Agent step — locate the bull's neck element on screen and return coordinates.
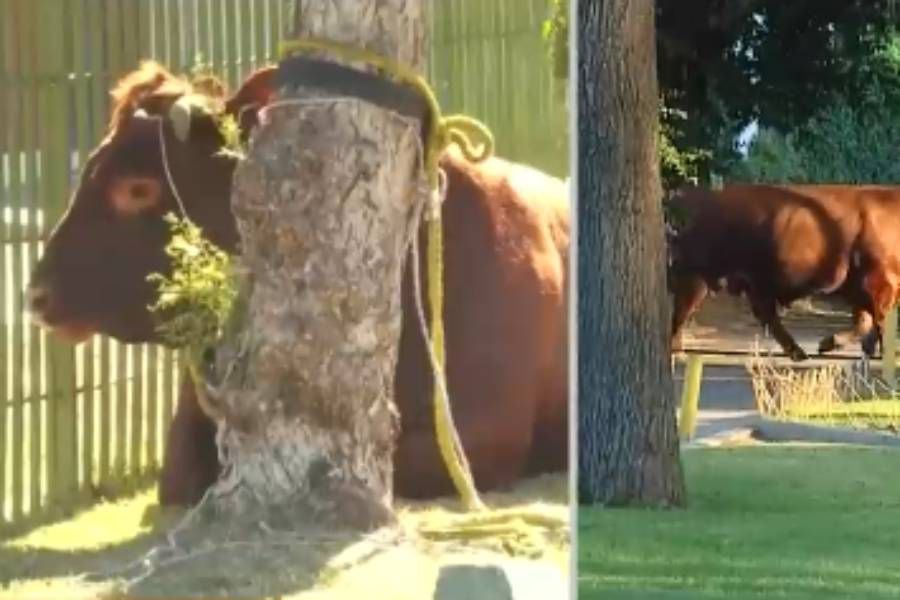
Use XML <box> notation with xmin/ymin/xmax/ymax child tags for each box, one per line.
<box><xmin>192</xmin><ymin>157</ymin><xmax>241</xmax><ymax>255</ymax></box>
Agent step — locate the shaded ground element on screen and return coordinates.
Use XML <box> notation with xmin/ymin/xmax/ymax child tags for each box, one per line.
<box><xmin>679</xmin><ymin>293</ymin><xmax>855</xmax><ymax>356</ymax></box>
<box><xmin>0</xmin><ymin>473</ymin><xmax>568</xmax><ymax>599</ymax></box>
<box><xmin>578</xmin><ymin>445</ymin><xmax>900</xmax><ymax>599</ymax></box>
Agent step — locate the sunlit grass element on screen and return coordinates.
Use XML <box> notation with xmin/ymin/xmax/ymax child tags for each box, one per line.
<box><xmin>1</xmin><ymin>473</ymin><xmax>567</xmax><ymax>599</ymax></box>
<box><xmin>578</xmin><ymin>446</ymin><xmax>900</xmax><ymax>599</ymax></box>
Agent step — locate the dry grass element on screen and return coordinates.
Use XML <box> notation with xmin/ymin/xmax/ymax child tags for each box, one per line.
<box><xmin>0</xmin><ymin>472</ymin><xmax>568</xmax><ymax>599</ymax></box>
<box><xmin>748</xmin><ymin>353</ymin><xmax>900</xmax><ymax>432</ymax></box>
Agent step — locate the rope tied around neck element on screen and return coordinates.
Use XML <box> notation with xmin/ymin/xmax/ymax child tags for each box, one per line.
<box><xmin>280</xmin><ymin>37</ymin><xmax>495</xmax><ymax>511</ymax></box>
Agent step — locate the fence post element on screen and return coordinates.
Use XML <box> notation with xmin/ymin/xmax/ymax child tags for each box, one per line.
<box><xmin>679</xmin><ymin>354</ymin><xmax>703</xmax><ymax>441</ymax></box>
<box><xmin>883</xmin><ymin>306</ymin><xmax>897</xmax><ymax>389</ymax></box>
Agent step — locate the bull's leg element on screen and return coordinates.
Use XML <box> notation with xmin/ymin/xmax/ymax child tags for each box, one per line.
<box><xmin>670</xmin><ymin>273</ymin><xmax>708</xmax><ymax>352</ymax></box>
<box><xmin>818</xmin><ymin>307</ymin><xmax>874</xmax><ymax>354</ymax></box>
<box><xmin>747</xmin><ymin>290</ymin><xmax>808</xmax><ymax>361</ymax></box>
<box><xmin>158</xmin><ymin>371</ymin><xmax>221</xmax><ymax>506</ymax></box>
<box><xmin>859</xmin><ymin>266</ymin><xmax>899</xmax><ymax>357</ymax></box>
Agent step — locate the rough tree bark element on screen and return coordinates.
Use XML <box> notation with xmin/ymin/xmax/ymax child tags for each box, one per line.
<box><xmin>206</xmin><ymin>0</ymin><xmax>427</xmax><ymax>529</ymax></box>
<box><xmin>577</xmin><ymin>0</ymin><xmax>686</xmax><ymax>506</ymax></box>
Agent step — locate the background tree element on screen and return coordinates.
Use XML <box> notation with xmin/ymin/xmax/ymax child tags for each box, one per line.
<box><xmin>729</xmin><ymin>83</ymin><xmax>900</xmax><ymax>183</ymax></box>
<box><xmin>549</xmin><ymin>1</ymin><xmax>900</xmax><ymax>187</ymax></box>
<box><xmin>657</xmin><ymin>0</ymin><xmax>900</xmax><ymax>180</ymax></box>
<box><xmin>578</xmin><ymin>0</ymin><xmax>686</xmax><ymax>506</ymax></box>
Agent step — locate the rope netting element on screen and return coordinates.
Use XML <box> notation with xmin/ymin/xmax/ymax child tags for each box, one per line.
<box><xmin>747</xmin><ymin>341</ymin><xmax>900</xmax><ymax>433</ymax></box>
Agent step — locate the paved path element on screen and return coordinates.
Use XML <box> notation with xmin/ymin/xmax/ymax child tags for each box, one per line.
<box><xmin>674</xmin><ymin>364</ymin><xmax>762</xmax><ymax>445</ymax></box>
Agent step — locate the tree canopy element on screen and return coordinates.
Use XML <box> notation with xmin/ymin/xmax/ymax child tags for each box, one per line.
<box><xmin>658</xmin><ymin>0</ymin><xmax>900</xmax><ymax>180</ymax></box>
<box><xmin>547</xmin><ymin>0</ymin><xmax>900</xmax><ymax>185</ymax></box>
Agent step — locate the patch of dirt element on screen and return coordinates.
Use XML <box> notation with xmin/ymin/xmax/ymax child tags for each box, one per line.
<box><xmin>682</xmin><ymin>292</ymin><xmax>856</xmax><ymax>354</ymax></box>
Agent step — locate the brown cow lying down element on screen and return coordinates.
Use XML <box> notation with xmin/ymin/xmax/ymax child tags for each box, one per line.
<box><xmin>27</xmin><ymin>62</ymin><xmax>569</xmax><ymax>506</ymax></box>
<box><xmin>668</xmin><ymin>184</ymin><xmax>900</xmax><ymax>361</ymax></box>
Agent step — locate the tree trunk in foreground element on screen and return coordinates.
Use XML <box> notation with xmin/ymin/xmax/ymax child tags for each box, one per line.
<box><xmin>208</xmin><ymin>1</ymin><xmax>426</xmax><ymax>529</ymax></box>
<box><xmin>577</xmin><ymin>0</ymin><xmax>686</xmax><ymax>506</ymax></box>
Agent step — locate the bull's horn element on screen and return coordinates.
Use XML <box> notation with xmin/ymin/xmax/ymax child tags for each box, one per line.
<box><xmin>168</xmin><ymin>95</ymin><xmax>194</xmax><ymax>142</ymax></box>
<box><xmin>168</xmin><ymin>94</ymin><xmax>214</xmax><ymax>142</ymax></box>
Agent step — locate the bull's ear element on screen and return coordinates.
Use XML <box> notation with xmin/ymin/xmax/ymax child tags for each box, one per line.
<box><xmin>168</xmin><ymin>94</ymin><xmax>216</xmax><ymax>142</ymax></box>
<box><xmin>224</xmin><ymin>66</ymin><xmax>277</xmax><ymax>134</ymax></box>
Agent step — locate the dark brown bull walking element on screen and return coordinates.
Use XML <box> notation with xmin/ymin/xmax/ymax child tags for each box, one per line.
<box><xmin>668</xmin><ymin>184</ymin><xmax>900</xmax><ymax>361</ymax></box>
<box><xmin>27</xmin><ymin>62</ymin><xmax>570</xmax><ymax>506</ymax></box>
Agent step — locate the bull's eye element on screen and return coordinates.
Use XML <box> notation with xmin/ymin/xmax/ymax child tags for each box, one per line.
<box><xmin>109</xmin><ymin>176</ymin><xmax>162</xmax><ymax>217</ymax></box>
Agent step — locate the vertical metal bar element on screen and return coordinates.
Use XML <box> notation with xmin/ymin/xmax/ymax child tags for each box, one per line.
<box><xmin>170</xmin><ymin>0</ymin><xmax>184</xmax><ymax>72</ymax></box>
<box><xmin>208</xmin><ymin>0</ymin><xmax>221</xmax><ymax>75</ymax></box>
<box><xmin>71</xmin><ymin>0</ymin><xmax>96</xmax><ymax>497</ymax></box>
<box><xmin>162</xmin><ymin>350</ymin><xmax>175</xmax><ymax>452</ymax></box>
<box><xmin>104</xmin><ymin>0</ymin><xmax>125</xmax><ymax>486</ymax></box>
<box><xmin>87</xmin><ymin>0</ymin><xmax>111</xmax><ymax>489</ymax></box>
<box><xmin>115</xmin><ymin>344</ymin><xmax>128</xmax><ymax>481</ymax></box>
<box><xmin>254</xmin><ymin>0</ymin><xmax>267</xmax><ymax>65</ymax></box>
<box><xmin>39</xmin><ymin>0</ymin><xmax>79</xmax><ymax>510</ymax></box>
<box><xmin>129</xmin><ymin>344</ymin><xmax>144</xmax><ymax>481</ymax></box>
<box><xmin>195</xmin><ymin>0</ymin><xmax>209</xmax><ymax>69</ymax></box>
<box><xmin>266</xmin><ymin>0</ymin><xmax>279</xmax><ymax>58</ymax></box>
<box><xmin>145</xmin><ymin>346</ymin><xmax>159</xmax><ymax>469</ymax></box>
<box><xmin>6</xmin><ymin>0</ymin><xmax>27</xmax><ymax>525</ymax></box>
<box><xmin>121</xmin><ymin>0</ymin><xmax>139</xmax><ymax>69</ymax></box>
<box><xmin>225</xmin><ymin>0</ymin><xmax>239</xmax><ymax>87</ymax></box>
<box><xmin>137</xmin><ymin>0</ymin><xmax>152</xmax><ymax>59</ymax></box>
<box><xmin>883</xmin><ymin>307</ymin><xmax>897</xmax><ymax>388</ymax></box>
<box><xmin>98</xmin><ymin>338</ymin><xmax>111</xmax><ymax>484</ymax></box>
<box><xmin>19</xmin><ymin>0</ymin><xmax>45</xmax><ymax>521</ymax></box>
<box><xmin>0</xmin><ymin>0</ymin><xmax>16</xmax><ymax>526</ymax></box>
<box><xmin>106</xmin><ymin>0</ymin><xmax>123</xmax><ymax>82</ymax></box>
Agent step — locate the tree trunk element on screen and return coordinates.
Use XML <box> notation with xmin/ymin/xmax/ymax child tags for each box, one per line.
<box><xmin>576</xmin><ymin>0</ymin><xmax>686</xmax><ymax>506</ymax></box>
<box><xmin>206</xmin><ymin>0</ymin><xmax>426</xmax><ymax>530</ymax></box>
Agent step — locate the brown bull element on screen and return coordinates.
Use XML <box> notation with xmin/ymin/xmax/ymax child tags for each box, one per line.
<box><xmin>27</xmin><ymin>62</ymin><xmax>569</xmax><ymax>505</ymax></box>
<box><xmin>668</xmin><ymin>184</ymin><xmax>900</xmax><ymax>361</ymax></box>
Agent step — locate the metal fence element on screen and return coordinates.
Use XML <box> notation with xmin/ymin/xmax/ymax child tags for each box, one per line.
<box><xmin>0</xmin><ymin>0</ymin><xmax>567</xmax><ymax>536</ymax></box>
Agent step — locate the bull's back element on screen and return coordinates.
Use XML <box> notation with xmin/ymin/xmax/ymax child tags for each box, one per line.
<box><xmin>669</xmin><ymin>184</ymin><xmax>878</xmax><ymax>296</ymax></box>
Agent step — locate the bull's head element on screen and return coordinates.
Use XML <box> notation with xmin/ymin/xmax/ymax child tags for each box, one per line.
<box><xmin>26</xmin><ymin>61</ymin><xmax>274</xmax><ymax>344</ymax></box>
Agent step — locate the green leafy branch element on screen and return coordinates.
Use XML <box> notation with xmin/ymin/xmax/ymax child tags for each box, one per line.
<box><xmin>147</xmin><ymin>213</ymin><xmax>237</xmax><ymax>358</ymax></box>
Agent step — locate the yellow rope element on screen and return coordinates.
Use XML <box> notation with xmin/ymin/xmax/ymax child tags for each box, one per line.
<box><xmin>278</xmin><ymin>38</ymin><xmax>493</xmax><ymax>186</ymax></box>
<box><xmin>279</xmin><ymin>37</ymin><xmax>494</xmax><ymax>511</ymax></box>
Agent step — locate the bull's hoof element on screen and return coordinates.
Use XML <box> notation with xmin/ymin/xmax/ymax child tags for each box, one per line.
<box><xmin>862</xmin><ymin>334</ymin><xmax>881</xmax><ymax>357</ymax></box>
<box><xmin>818</xmin><ymin>336</ymin><xmax>836</xmax><ymax>354</ymax></box>
<box><xmin>788</xmin><ymin>346</ymin><xmax>809</xmax><ymax>362</ymax></box>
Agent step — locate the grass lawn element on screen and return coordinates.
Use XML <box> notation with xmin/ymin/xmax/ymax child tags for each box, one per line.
<box><xmin>579</xmin><ymin>445</ymin><xmax>900</xmax><ymax>599</ymax></box>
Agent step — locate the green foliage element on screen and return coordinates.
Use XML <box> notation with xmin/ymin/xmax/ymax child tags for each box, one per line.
<box><xmin>728</xmin><ymin>127</ymin><xmax>808</xmax><ymax>183</ymax></box>
<box><xmin>541</xmin><ymin>0</ymin><xmax>568</xmax><ymax>80</ymax></box>
<box><xmin>658</xmin><ymin>110</ymin><xmax>712</xmax><ymax>189</ymax></box>
<box><xmin>214</xmin><ymin>113</ymin><xmax>245</xmax><ymax>159</ymax></box>
<box><xmin>147</xmin><ymin>214</ymin><xmax>237</xmax><ymax>355</ymax></box>
<box><xmin>658</xmin><ymin>2</ymin><xmax>900</xmax><ymax>180</ymax></box>
<box><xmin>554</xmin><ymin>2</ymin><xmax>900</xmax><ymax>186</ymax></box>
<box><xmin>729</xmin><ymin>87</ymin><xmax>900</xmax><ymax>183</ymax></box>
